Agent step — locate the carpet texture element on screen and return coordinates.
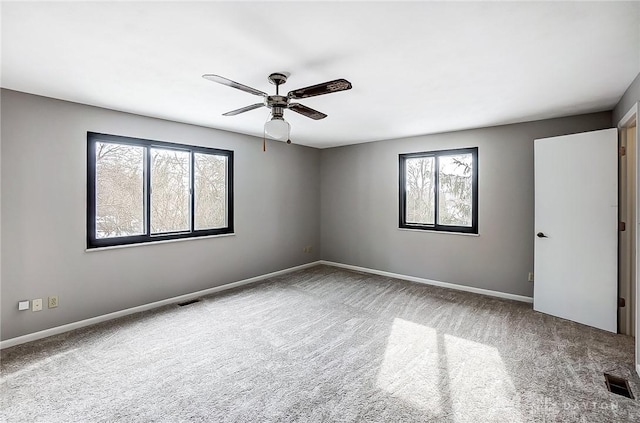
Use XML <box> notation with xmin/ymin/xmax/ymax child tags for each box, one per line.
<box><xmin>2</xmin><ymin>265</ymin><xmax>639</xmax><ymax>422</ymax></box>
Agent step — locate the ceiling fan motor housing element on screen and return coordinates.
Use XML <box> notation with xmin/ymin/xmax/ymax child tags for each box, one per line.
<box><xmin>265</xmin><ymin>95</ymin><xmax>288</xmax><ymax>110</ymax></box>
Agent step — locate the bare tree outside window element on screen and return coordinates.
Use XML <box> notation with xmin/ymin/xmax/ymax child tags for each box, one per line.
<box><xmin>95</xmin><ymin>142</ymin><xmax>144</xmax><ymax>238</ymax></box>
<box><xmin>405</xmin><ymin>156</ymin><xmax>435</xmax><ymax>224</ymax></box>
<box><xmin>400</xmin><ymin>147</ymin><xmax>477</xmax><ymax>233</ymax></box>
<box><xmin>88</xmin><ymin>132</ymin><xmax>233</xmax><ymax>249</ymax></box>
<box><xmin>438</xmin><ymin>154</ymin><xmax>473</xmax><ymax>226</ymax></box>
<box><xmin>195</xmin><ymin>153</ymin><xmax>227</xmax><ymax>230</ymax></box>
<box><xmin>151</xmin><ymin>148</ymin><xmax>190</xmax><ymax>234</ymax></box>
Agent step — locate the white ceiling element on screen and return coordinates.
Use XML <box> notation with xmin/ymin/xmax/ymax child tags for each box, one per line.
<box><xmin>2</xmin><ymin>1</ymin><xmax>639</xmax><ymax>148</ymax></box>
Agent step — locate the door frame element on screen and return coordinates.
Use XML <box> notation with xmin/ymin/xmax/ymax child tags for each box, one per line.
<box><xmin>617</xmin><ymin>102</ymin><xmax>639</xmax><ymax>377</ymax></box>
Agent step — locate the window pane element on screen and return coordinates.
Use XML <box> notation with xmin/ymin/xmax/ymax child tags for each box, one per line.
<box><xmin>438</xmin><ymin>153</ymin><xmax>473</xmax><ymax>226</ymax></box>
<box><xmin>95</xmin><ymin>142</ymin><xmax>145</xmax><ymax>238</ymax></box>
<box><xmin>405</xmin><ymin>156</ymin><xmax>435</xmax><ymax>224</ymax></box>
<box><xmin>194</xmin><ymin>153</ymin><xmax>227</xmax><ymax>230</ymax></box>
<box><xmin>151</xmin><ymin>148</ymin><xmax>190</xmax><ymax>234</ymax></box>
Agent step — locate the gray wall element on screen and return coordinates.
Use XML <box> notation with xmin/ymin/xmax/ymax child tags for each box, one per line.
<box><xmin>0</xmin><ymin>85</ymin><xmax>625</xmax><ymax>342</ymax></box>
<box><xmin>1</xmin><ymin>89</ymin><xmax>321</xmax><ymax>341</ymax></box>
<box><xmin>614</xmin><ymin>72</ymin><xmax>640</xmax><ymax>125</ymax></box>
<box><xmin>320</xmin><ymin>112</ymin><xmax>612</xmax><ymax>297</ymax></box>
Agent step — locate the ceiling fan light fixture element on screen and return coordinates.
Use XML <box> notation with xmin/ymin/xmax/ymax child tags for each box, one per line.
<box><xmin>264</xmin><ymin>117</ymin><xmax>290</xmax><ymax>141</ymax></box>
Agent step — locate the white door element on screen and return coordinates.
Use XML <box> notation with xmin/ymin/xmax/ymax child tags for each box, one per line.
<box><xmin>534</xmin><ymin>128</ymin><xmax>618</xmax><ymax>333</ymax></box>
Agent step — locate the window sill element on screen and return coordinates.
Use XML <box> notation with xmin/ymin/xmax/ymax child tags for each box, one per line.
<box><xmin>398</xmin><ymin>228</ymin><xmax>479</xmax><ymax>237</ymax></box>
<box><xmin>85</xmin><ymin>232</ymin><xmax>236</xmax><ymax>252</ymax></box>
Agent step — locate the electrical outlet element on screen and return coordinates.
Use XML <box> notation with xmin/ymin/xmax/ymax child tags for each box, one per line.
<box><xmin>48</xmin><ymin>296</ymin><xmax>59</xmax><ymax>309</ymax></box>
<box><xmin>18</xmin><ymin>300</ymin><xmax>30</xmax><ymax>311</ymax></box>
<box><xmin>528</xmin><ymin>272</ymin><xmax>534</xmax><ymax>282</ymax></box>
<box><xmin>32</xmin><ymin>298</ymin><xmax>43</xmax><ymax>312</ymax></box>
<box><xmin>303</xmin><ymin>246</ymin><xmax>313</xmax><ymax>253</ymax></box>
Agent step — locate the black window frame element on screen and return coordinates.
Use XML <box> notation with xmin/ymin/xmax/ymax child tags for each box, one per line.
<box><xmin>87</xmin><ymin>132</ymin><xmax>234</xmax><ymax>249</ymax></box>
<box><xmin>399</xmin><ymin>147</ymin><xmax>478</xmax><ymax>234</ymax></box>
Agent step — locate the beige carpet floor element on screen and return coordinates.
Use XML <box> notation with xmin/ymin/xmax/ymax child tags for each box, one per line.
<box><xmin>1</xmin><ymin>265</ymin><xmax>639</xmax><ymax>422</ymax></box>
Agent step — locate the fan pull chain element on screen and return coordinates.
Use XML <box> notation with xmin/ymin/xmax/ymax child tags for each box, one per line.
<box><xmin>262</xmin><ymin>126</ymin><xmax>266</xmax><ymax>152</ymax></box>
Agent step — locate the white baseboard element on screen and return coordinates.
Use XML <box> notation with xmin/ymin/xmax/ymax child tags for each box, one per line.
<box><xmin>320</xmin><ymin>260</ymin><xmax>534</xmax><ymax>304</ymax></box>
<box><xmin>1</xmin><ymin>259</ymin><xmax>533</xmax><ymax>349</ymax></box>
<box><xmin>1</xmin><ymin>261</ymin><xmax>321</xmax><ymax>350</ymax></box>
<box><xmin>637</xmin><ymin>364</ymin><xmax>640</xmax><ymax>378</ymax></box>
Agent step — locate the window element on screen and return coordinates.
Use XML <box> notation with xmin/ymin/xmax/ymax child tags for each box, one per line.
<box><xmin>399</xmin><ymin>147</ymin><xmax>478</xmax><ymax>234</ymax></box>
<box><xmin>87</xmin><ymin>132</ymin><xmax>233</xmax><ymax>248</ymax></box>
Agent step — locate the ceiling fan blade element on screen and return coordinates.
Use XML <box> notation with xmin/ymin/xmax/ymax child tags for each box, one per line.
<box><xmin>222</xmin><ymin>103</ymin><xmax>265</xmax><ymax>116</ymax></box>
<box><xmin>202</xmin><ymin>74</ymin><xmax>267</xmax><ymax>97</ymax></box>
<box><xmin>288</xmin><ymin>103</ymin><xmax>327</xmax><ymax>120</ymax></box>
<box><xmin>288</xmin><ymin>79</ymin><xmax>352</xmax><ymax>99</ymax></box>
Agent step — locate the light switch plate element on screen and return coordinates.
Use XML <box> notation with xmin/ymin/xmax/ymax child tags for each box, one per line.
<box><xmin>18</xmin><ymin>300</ymin><xmax>30</xmax><ymax>311</ymax></box>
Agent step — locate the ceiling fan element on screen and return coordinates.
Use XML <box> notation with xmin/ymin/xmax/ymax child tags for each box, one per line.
<box><xmin>202</xmin><ymin>72</ymin><xmax>352</xmax><ymax>143</ymax></box>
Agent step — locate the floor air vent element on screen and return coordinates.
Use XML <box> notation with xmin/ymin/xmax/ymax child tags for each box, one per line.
<box><xmin>177</xmin><ymin>299</ymin><xmax>201</xmax><ymax>307</ymax></box>
<box><xmin>604</xmin><ymin>373</ymin><xmax>634</xmax><ymax>399</ymax></box>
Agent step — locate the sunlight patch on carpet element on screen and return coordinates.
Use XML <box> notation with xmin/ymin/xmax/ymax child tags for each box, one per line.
<box><xmin>444</xmin><ymin>334</ymin><xmax>523</xmax><ymax>422</ymax></box>
<box><xmin>377</xmin><ymin>318</ymin><xmax>442</xmax><ymax>414</ymax></box>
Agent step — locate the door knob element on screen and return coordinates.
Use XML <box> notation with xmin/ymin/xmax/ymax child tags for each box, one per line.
<box><xmin>537</xmin><ymin>232</ymin><xmax>548</xmax><ymax>238</ymax></box>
